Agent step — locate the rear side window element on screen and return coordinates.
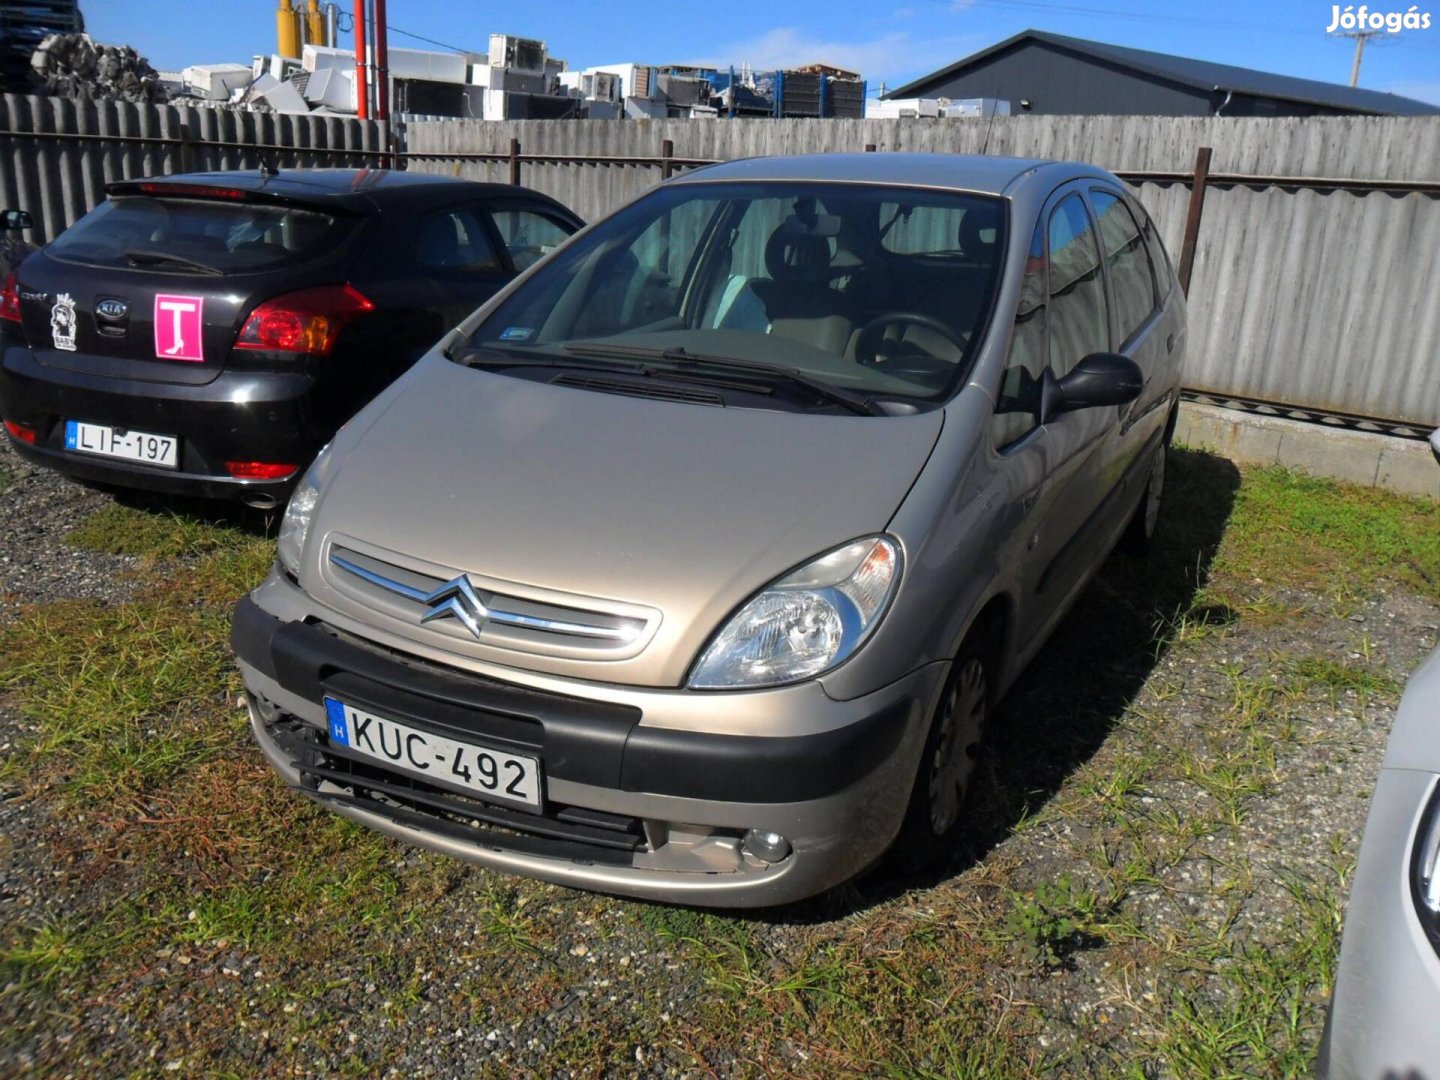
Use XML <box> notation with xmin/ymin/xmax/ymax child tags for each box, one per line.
<box><xmin>416</xmin><ymin>207</ymin><xmax>502</xmax><ymax>273</ymax></box>
<box><xmin>46</xmin><ymin>196</ymin><xmax>345</xmax><ymax>272</ymax></box>
<box><xmin>1046</xmin><ymin>194</ymin><xmax>1107</xmax><ymax>377</ymax></box>
<box><xmin>1089</xmin><ymin>189</ymin><xmax>1158</xmax><ymax>344</ymax></box>
<box><xmin>1129</xmin><ymin>195</ymin><xmax>1174</xmax><ymax>294</ymax></box>
<box><xmin>488</xmin><ymin>208</ymin><xmax>574</xmax><ymax>271</ymax></box>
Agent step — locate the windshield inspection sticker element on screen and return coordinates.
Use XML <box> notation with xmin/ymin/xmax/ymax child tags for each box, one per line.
<box><xmin>153</xmin><ymin>293</ymin><xmax>205</xmax><ymax>362</ymax></box>
<box><xmin>499</xmin><ymin>327</ymin><xmax>533</xmax><ymax>341</ymax></box>
<box><xmin>50</xmin><ymin>293</ymin><xmax>77</xmax><ymax>351</ymax></box>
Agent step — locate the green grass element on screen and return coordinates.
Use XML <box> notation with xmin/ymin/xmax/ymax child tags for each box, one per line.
<box><xmin>0</xmin><ymin>453</ymin><xmax>1434</xmax><ymax>1076</ymax></box>
<box><xmin>67</xmin><ymin>500</ymin><xmax>269</xmax><ymax>561</ymax></box>
<box><xmin>1211</xmin><ymin>463</ymin><xmax>1440</xmax><ymax>602</ymax></box>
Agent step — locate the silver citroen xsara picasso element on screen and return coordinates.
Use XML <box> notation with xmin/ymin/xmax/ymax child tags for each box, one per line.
<box><xmin>232</xmin><ymin>154</ymin><xmax>1186</xmax><ymax>906</ymax></box>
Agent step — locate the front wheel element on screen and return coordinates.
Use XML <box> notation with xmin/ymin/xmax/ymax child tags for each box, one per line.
<box><xmin>892</xmin><ymin>644</ymin><xmax>991</xmax><ymax>869</ymax></box>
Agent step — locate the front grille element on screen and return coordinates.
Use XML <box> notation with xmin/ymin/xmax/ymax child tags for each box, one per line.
<box><xmin>270</xmin><ymin>719</ymin><xmax>647</xmax><ymax>865</ymax></box>
<box><xmin>324</xmin><ymin>542</ymin><xmax>657</xmax><ymax>660</ymax></box>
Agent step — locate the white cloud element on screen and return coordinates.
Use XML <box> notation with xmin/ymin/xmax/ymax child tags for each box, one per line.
<box><xmin>689</xmin><ymin>26</ymin><xmax>986</xmax><ymax>88</ymax></box>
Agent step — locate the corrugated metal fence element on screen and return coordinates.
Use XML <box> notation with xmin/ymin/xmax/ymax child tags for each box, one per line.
<box><xmin>2</xmin><ymin>98</ymin><xmax>1437</xmax><ymax>428</ymax></box>
<box><xmin>0</xmin><ymin>93</ymin><xmax>388</xmax><ymax>244</ymax></box>
<box><xmin>405</xmin><ymin>116</ymin><xmax>1440</xmax><ymax>429</ymax></box>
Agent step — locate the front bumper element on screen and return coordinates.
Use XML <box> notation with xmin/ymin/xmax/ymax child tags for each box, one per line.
<box><xmin>233</xmin><ymin>586</ymin><xmax>946</xmax><ymax>908</ymax></box>
<box><xmin>1319</xmin><ymin>768</ymin><xmax>1440</xmax><ymax>1078</ymax></box>
<box><xmin>0</xmin><ymin>342</ymin><xmax>333</xmax><ymax>500</ymax></box>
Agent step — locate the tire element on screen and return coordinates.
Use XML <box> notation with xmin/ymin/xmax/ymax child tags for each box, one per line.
<box><xmin>892</xmin><ymin>642</ymin><xmax>991</xmax><ymax>870</ymax></box>
<box><xmin>1121</xmin><ymin>436</ymin><xmax>1166</xmax><ymax>555</ymax></box>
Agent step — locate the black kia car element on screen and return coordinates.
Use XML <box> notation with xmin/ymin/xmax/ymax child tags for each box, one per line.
<box><xmin>0</xmin><ymin>169</ymin><xmax>582</xmax><ymax>505</ymax></box>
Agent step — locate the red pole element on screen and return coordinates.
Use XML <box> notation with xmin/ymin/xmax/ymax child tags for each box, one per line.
<box><xmin>373</xmin><ymin>0</ymin><xmax>390</xmax><ymax>122</ymax></box>
<box><xmin>353</xmin><ymin>0</ymin><xmax>368</xmax><ymax>119</ymax></box>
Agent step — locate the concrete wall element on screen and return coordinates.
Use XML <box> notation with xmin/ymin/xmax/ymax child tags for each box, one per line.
<box><xmin>1176</xmin><ymin>402</ymin><xmax>1440</xmax><ymax>499</ymax></box>
<box><xmin>406</xmin><ymin>116</ymin><xmax>1440</xmax><ymax>429</ymax></box>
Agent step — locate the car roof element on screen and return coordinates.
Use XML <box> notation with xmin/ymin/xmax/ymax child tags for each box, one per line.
<box><xmin>669</xmin><ymin>153</ymin><xmax>1102</xmax><ymax>197</ymax></box>
<box><xmin>107</xmin><ymin>168</ymin><xmax>563</xmax><ymax>213</ymax></box>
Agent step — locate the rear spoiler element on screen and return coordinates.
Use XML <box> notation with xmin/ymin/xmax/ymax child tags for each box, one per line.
<box><xmin>104</xmin><ymin>180</ymin><xmax>361</xmax><ymax>215</ymax></box>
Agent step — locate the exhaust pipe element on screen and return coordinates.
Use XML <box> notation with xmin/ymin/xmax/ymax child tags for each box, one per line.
<box><xmin>243</xmin><ymin>492</ymin><xmax>280</xmax><ymax>510</ymax></box>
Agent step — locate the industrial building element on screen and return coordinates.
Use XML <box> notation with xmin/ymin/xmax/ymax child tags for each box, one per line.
<box><xmin>886</xmin><ymin>29</ymin><xmax>1440</xmax><ymax>117</ymax></box>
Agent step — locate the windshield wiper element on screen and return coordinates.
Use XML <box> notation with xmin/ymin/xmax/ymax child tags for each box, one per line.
<box><xmin>124</xmin><ymin>249</ymin><xmax>224</xmax><ymax>275</ymax></box>
<box><xmin>446</xmin><ymin>343</ymin><xmax>645</xmax><ymax>373</ymax></box>
<box><xmin>562</xmin><ymin>343</ymin><xmax>881</xmax><ymax>416</ymax></box>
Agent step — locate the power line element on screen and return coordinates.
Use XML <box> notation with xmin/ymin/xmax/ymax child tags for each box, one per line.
<box><xmin>927</xmin><ymin>0</ymin><xmax>1309</xmax><ymax>36</ymax></box>
<box><xmin>375</xmin><ymin>22</ymin><xmax>470</xmax><ymax>54</ymax></box>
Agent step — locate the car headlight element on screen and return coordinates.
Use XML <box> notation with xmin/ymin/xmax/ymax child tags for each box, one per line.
<box><xmin>276</xmin><ymin>444</ymin><xmax>331</xmax><ymax>577</ymax></box>
<box><xmin>1413</xmin><ymin>780</ymin><xmax>1440</xmax><ymax>952</ymax></box>
<box><xmin>688</xmin><ymin>536</ymin><xmax>902</xmax><ymax>690</ymax></box>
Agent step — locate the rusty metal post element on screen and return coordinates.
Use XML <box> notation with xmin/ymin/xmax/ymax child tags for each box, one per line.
<box><xmin>177</xmin><ymin>121</ymin><xmax>193</xmax><ymax>173</ymax></box>
<box><xmin>660</xmin><ymin>138</ymin><xmax>674</xmax><ymax>180</ymax></box>
<box><xmin>1177</xmin><ymin>146</ymin><xmax>1212</xmax><ymax>297</ymax></box>
<box><xmin>508</xmin><ymin>138</ymin><xmax>520</xmax><ymax>186</ymax></box>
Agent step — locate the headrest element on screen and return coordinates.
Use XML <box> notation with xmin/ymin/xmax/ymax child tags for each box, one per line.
<box><xmin>765</xmin><ymin>222</ymin><xmax>833</xmax><ymax>284</ymax></box>
<box><xmin>958</xmin><ymin>204</ymin><xmax>999</xmax><ymax>258</ymax></box>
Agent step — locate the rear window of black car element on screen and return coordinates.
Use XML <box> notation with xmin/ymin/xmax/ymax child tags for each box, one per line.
<box><xmin>45</xmin><ymin>196</ymin><xmax>350</xmax><ymax>273</ymax></box>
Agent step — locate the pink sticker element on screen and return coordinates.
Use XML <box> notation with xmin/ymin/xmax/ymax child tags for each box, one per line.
<box><xmin>153</xmin><ymin>293</ymin><xmax>205</xmax><ymax>362</ymax></box>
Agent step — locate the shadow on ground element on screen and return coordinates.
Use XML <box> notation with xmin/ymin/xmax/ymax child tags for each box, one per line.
<box><xmin>767</xmin><ymin>446</ymin><xmax>1244</xmax><ymax>923</ymax></box>
<box><xmin>96</xmin><ymin>482</ymin><xmax>282</xmax><ymax>536</ymax></box>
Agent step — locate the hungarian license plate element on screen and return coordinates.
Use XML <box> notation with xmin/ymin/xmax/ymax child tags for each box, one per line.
<box><xmin>323</xmin><ymin>698</ymin><xmax>542</xmax><ymax>810</ymax></box>
<box><xmin>64</xmin><ymin>420</ymin><xmax>178</xmax><ymax>469</ymax></box>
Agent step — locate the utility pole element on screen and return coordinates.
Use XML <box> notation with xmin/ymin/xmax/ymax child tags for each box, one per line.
<box><xmin>1334</xmin><ymin>29</ymin><xmax>1382</xmax><ymax>86</ymax></box>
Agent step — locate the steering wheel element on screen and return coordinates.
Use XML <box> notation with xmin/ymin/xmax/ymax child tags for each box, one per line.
<box><xmin>854</xmin><ymin>312</ymin><xmax>966</xmax><ymax>381</ymax></box>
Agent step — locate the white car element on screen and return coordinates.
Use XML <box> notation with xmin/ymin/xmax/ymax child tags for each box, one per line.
<box><xmin>1320</xmin><ymin>643</ymin><xmax>1440</xmax><ymax>1076</ymax></box>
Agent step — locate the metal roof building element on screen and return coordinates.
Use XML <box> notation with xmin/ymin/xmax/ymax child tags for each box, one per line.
<box><xmin>886</xmin><ymin>30</ymin><xmax>1440</xmax><ymax>117</ymax></box>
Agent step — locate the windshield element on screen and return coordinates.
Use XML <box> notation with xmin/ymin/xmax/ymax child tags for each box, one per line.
<box><xmin>467</xmin><ymin>181</ymin><xmax>1007</xmax><ymax>404</ymax></box>
<box><xmin>46</xmin><ymin>195</ymin><xmax>350</xmax><ymax>273</ymax></box>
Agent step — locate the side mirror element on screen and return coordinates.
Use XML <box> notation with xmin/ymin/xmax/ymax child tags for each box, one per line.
<box><xmin>1041</xmin><ymin>352</ymin><xmax>1143</xmax><ymax>421</ymax></box>
<box><xmin>1</xmin><ymin>209</ymin><xmax>33</xmax><ymax>232</ymax></box>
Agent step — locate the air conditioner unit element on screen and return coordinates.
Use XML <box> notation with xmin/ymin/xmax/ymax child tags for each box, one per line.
<box><xmin>488</xmin><ymin>34</ymin><xmax>546</xmax><ymax>74</ymax></box>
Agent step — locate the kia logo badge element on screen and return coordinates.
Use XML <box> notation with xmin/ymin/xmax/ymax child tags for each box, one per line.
<box><xmin>95</xmin><ymin>298</ymin><xmax>128</xmax><ymax>321</ymax></box>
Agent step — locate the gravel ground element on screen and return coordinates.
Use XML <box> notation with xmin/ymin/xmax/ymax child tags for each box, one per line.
<box><xmin>0</xmin><ymin>445</ymin><xmax>141</xmax><ymax>616</ymax></box>
<box><xmin>1</xmin><ymin>439</ymin><xmax>1438</xmax><ymax>1077</ymax></box>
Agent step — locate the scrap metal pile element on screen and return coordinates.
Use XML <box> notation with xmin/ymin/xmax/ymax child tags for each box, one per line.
<box><xmin>29</xmin><ymin>33</ymin><xmax>168</xmax><ymax>103</ymax></box>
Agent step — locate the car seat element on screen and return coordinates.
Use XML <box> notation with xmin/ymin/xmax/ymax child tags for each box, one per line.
<box><xmin>748</xmin><ymin>221</ymin><xmax>853</xmax><ymax>354</ymax></box>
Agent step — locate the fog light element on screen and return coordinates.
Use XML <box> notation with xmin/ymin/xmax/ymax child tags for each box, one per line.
<box><xmin>741</xmin><ymin>829</ymin><xmax>792</xmax><ymax>864</ymax></box>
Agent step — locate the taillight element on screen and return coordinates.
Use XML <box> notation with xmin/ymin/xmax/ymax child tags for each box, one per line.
<box><xmin>1</xmin><ymin>273</ymin><xmax>21</xmax><ymax>323</ymax></box>
<box><xmin>224</xmin><ymin>461</ymin><xmax>297</xmax><ymax>481</ymax></box>
<box><xmin>235</xmin><ymin>285</ymin><xmax>374</xmax><ymax>356</ymax></box>
<box><xmin>138</xmin><ymin>182</ymin><xmax>247</xmax><ymax>200</ymax></box>
<box><xmin>4</xmin><ymin>419</ymin><xmax>37</xmax><ymax>444</ymax></box>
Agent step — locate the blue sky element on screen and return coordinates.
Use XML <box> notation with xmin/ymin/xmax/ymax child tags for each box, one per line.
<box><xmin>91</xmin><ymin>0</ymin><xmax>1440</xmax><ymax>105</ymax></box>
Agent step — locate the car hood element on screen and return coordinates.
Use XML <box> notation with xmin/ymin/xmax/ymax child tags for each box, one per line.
<box><xmin>303</xmin><ymin>355</ymin><xmax>944</xmax><ymax>687</ymax></box>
